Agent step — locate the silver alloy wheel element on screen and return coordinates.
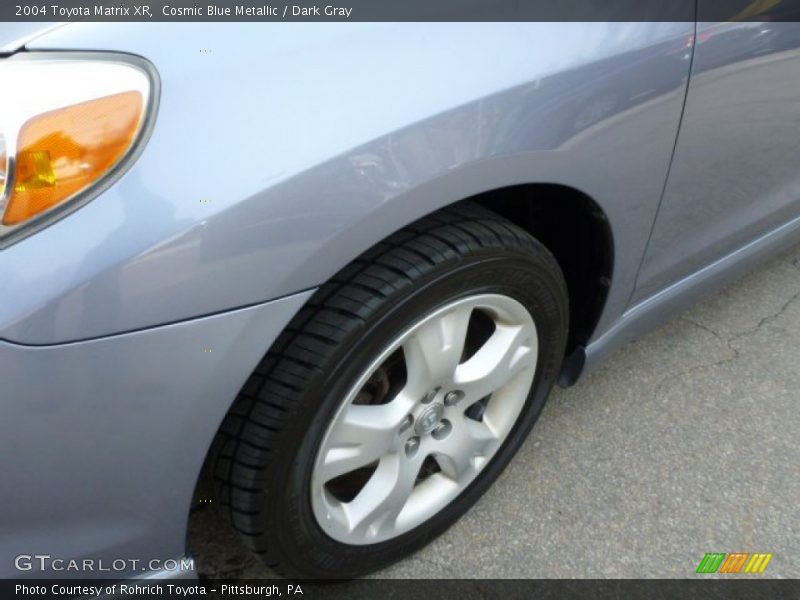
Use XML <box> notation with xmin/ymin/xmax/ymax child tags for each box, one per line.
<box><xmin>311</xmin><ymin>293</ymin><xmax>538</xmax><ymax>544</ymax></box>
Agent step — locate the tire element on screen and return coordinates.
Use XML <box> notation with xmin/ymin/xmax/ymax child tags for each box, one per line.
<box><xmin>211</xmin><ymin>201</ymin><xmax>569</xmax><ymax>578</ymax></box>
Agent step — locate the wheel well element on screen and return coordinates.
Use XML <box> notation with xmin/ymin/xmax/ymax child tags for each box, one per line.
<box><xmin>188</xmin><ymin>183</ymin><xmax>614</xmax><ymax>539</ymax></box>
<box><xmin>470</xmin><ymin>184</ymin><xmax>613</xmax><ymax>362</ymax></box>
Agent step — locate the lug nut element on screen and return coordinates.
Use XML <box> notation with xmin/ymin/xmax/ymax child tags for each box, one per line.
<box><xmin>399</xmin><ymin>414</ymin><xmax>414</xmax><ymax>434</ymax></box>
<box><xmin>405</xmin><ymin>436</ymin><xmax>420</xmax><ymax>457</ymax></box>
<box><xmin>432</xmin><ymin>420</ymin><xmax>452</xmax><ymax>440</ymax></box>
<box><xmin>444</xmin><ymin>390</ymin><xmax>464</xmax><ymax>406</ymax></box>
<box><xmin>421</xmin><ymin>387</ymin><xmax>441</xmax><ymax>404</ymax></box>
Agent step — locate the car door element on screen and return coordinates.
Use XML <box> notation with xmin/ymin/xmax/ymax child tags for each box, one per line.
<box><xmin>632</xmin><ymin>16</ymin><xmax>800</xmax><ymax>303</ymax></box>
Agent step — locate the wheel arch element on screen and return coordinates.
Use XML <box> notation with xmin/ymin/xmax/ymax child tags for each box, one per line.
<box><xmin>189</xmin><ymin>180</ymin><xmax>614</xmax><ymax>538</ymax></box>
<box><xmin>470</xmin><ymin>183</ymin><xmax>614</xmax><ymax>382</ymax></box>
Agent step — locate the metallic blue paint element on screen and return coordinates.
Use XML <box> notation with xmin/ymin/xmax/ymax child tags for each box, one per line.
<box><xmin>0</xmin><ymin>290</ymin><xmax>312</xmax><ymax>578</ymax></box>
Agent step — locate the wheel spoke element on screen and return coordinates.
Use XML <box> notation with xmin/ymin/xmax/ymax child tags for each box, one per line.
<box><xmin>344</xmin><ymin>452</ymin><xmax>422</xmax><ymax>539</ymax></box>
<box><xmin>434</xmin><ymin>416</ymin><xmax>497</xmax><ymax>482</ymax></box>
<box><xmin>455</xmin><ymin>322</ymin><xmax>536</xmax><ymax>402</ymax></box>
<box><xmin>403</xmin><ymin>304</ymin><xmax>473</xmax><ymax>390</ymax></box>
<box><xmin>317</xmin><ymin>398</ymin><xmax>412</xmax><ymax>482</ymax></box>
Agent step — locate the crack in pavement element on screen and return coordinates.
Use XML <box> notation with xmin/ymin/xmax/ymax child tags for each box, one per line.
<box><xmin>728</xmin><ymin>291</ymin><xmax>800</xmax><ymax>344</ymax></box>
<box><xmin>653</xmin><ymin>292</ymin><xmax>800</xmax><ymax>400</ymax></box>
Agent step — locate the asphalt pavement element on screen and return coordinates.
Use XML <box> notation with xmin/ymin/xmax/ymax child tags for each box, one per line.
<box><xmin>189</xmin><ymin>243</ymin><xmax>800</xmax><ymax>579</ymax></box>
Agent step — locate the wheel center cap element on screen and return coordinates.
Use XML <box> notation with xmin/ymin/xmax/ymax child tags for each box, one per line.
<box><xmin>415</xmin><ymin>403</ymin><xmax>444</xmax><ymax>436</ymax></box>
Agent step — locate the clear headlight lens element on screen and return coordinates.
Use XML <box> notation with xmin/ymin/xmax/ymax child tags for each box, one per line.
<box><xmin>0</xmin><ymin>55</ymin><xmax>154</xmax><ymax>245</ymax></box>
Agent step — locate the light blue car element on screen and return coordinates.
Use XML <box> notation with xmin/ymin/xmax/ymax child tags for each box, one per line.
<box><xmin>2</xmin><ymin>19</ymin><xmax>800</xmax><ymax>579</ymax></box>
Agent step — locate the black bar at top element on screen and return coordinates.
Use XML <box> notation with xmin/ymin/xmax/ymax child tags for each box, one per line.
<box><xmin>3</xmin><ymin>0</ymin><xmax>800</xmax><ymax>22</ymax></box>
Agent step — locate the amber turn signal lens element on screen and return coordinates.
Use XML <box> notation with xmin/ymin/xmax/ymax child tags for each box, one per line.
<box><xmin>2</xmin><ymin>91</ymin><xmax>144</xmax><ymax>226</ymax></box>
<box><xmin>0</xmin><ymin>135</ymin><xmax>6</xmax><ymax>198</ymax></box>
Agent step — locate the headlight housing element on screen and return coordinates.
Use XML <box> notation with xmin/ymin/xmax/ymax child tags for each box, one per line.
<box><xmin>0</xmin><ymin>53</ymin><xmax>156</xmax><ymax>247</ymax></box>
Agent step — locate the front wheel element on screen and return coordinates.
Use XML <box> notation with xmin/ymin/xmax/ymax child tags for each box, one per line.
<box><xmin>212</xmin><ymin>203</ymin><xmax>569</xmax><ymax>578</ymax></box>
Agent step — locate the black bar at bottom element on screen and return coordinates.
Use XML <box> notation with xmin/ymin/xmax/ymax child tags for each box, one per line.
<box><xmin>2</xmin><ymin>578</ymin><xmax>798</xmax><ymax>600</ymax></box>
